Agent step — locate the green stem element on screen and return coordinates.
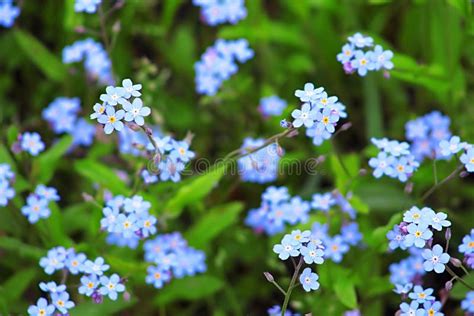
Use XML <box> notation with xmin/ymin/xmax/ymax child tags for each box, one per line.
<box><xmin>281</xmin><ymin>257</ymin><xmax>304</xmax><ymax>316</ymax></box>
<box><xmin>331</xmin><ymin>138</ymin><xmax>350</xmax><ymax>178</ymax></box>
<box><xmin>421</xmin><ymin>165</ymin><xmax>463</xmax><ymax>201</ymax></box>
<box><xmin>271</xmin><ymin>280</ymin><xmax>287</xmax><ymax>296</ymax></box>
<box><xmin>446</xmin><ymin>266</ymin><xmax>474</xmax><ymax>290</ymax></box>
<box><xmin>432</xmin><ymin>159</ymin><xmax>438</xmax><ymax>185</ymax></box>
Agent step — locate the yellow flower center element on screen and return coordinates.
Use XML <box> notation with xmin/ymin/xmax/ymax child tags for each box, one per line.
<box><xmin>345</xmin><ymin>50</ymin><xmax>351</xmax><ymax>56</ymax></box>
<box><xmin>39</xmin><ymin>310</ymin><xmax>46</xmax><ymax>316</ymax></box>
<box><xmin>413</xmin><ymin>213</ymin><xmax>420</xmax><ymax>219</ymax></box>
<box><xmin>295</xmin><ymin>235</ymin><xmax>301</xmax><ymax>240</ymax></box>
<box><xmin>428</xmin><ymin>309</ymin><xmax>434</xmax><ymax>316</ymax></box>
<box><xmin>154</xmin><ymin>272</ymin><xmax>161</xmax><ymax>279</ymax></box>
<box><xmin>57</xmin><ymin>300</ymin><xmax>64</xmax><ymax>307</ymax></box>
<box><xmin>397</xmin><ymin>165</ymin><xmax>404</xmax><ymax>172</ymax></box>
<box><xmin>72</xmin><ymin>260</ymin><xmax>78</xmax><ymax>267</ymax></box>
<box><xmin>99</xmin><ymin>106</ymin><xmax>105</xmax><ymax>113</ymax></box>
<box><xmin>87</xmin><ymin>282</ymin><xmax>94</xmax><ymax>288</ymax></box>
<box><xmin>109</xmin><ymin>116</ymin><xmax>116</xmax><ymax>123</ymax></box>
<box><xmin>419</xmin><ymin>293</ymin><xmax>426</xmax><ymax>299</ymax></box>
<box><xmin>123</xmin><ymin>221</ymin><xmax>131</xmax><ymax>229</ymax></box>
<box><xmin>469</xmin><ymin>241</ymin><xmax>474</xmax><ymax>248</ymax></box>
<box><xmin>360</xmin><ymin>58</ymin><xmax>367</xmax><ymax>65</ymax></box>
<box><xmin>33</xmin><ymin>205</ymin><xmax>40</xmax><ymax>212</ymax></box>
<box><xmin>144</xmin><ymin>220</ymin><xmax>151</xmax><ymax>227</ymax></box>
<box><xmin>415</xmin><ymin>231</ymin><xmax>422</xmax><ymax>237</ymax></box>
<box><xmin>332</xmin><ymin>245</ymin><xmax>339</xmax><ymax>251</ymax></box>
<box><xmin>108</xmin><ymin>283</ymin><xmax>115</xmax><ymax>289</ymax></box>
<box><xmin>322</xmin><ymin>116</ymin><xmax>329</xmax><ymax>124</ymax></box>
<box><xmin>179</xmin><ymin>148</ymin><xmax>186</xmax><ymax>155</ymax></box>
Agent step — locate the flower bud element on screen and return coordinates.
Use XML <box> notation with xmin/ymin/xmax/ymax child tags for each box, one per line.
<box><xmin>82</xmin><ymin>192</ymin><xmax>94</xmax><ymax>202</ymax></box>
<box><xmin>112</xmin><ymin>21</ymin><xmax>121</xmax><ymax>33</ymax></box>
<box><xmin>287</xmin><ymin>129</ymin><xmax>299</xmax><ymax>138</ymax></box>
<box><xmin>184</xmin><ymin>131</ymin><xmax>195</xmax><ymax>145</ymax></box>
<box><xmin>445</xmin><ymin>280</ymin><xmax>453</xmax><ymax>291</ymax></box>
<box><xmin>126</xmin><ymin>122</ymin><xmax>141</xmax><ymax>132</ymax></box>
<box><xmin>123</xmin><ymin>291</ymin><xmax>131</xmax><ymax>302</ymax></box>
<box><xmin>276</xmin><ymin>146</ymin><xmax>284</xmax><ymax>157</ymax></box>
<box><xmin>445</xmin><ymin>228</ymin><xmax>451</xmax><ymax>242</ymax></box>
<box><xmin>460</xmin><ymin>171</ymin><xmax>469</xmax><ymax>178</ymax></box>
<box><xmin>75</xmin><ymin>26</ymin><xmax>86</xmax><ymax>34</ymax></box>
<box><xmin>280</xmin><ymin>119</ymin><xmax>289</xmax><ymax>128</ymax></box>
<box><xmin>404</xmin><ymin>182</ymin><xmax>413</xmax><ymax>194</ymax></box>
<box><xmin>450</xmin><ymin>257</ymin><xmax>462</xmax><ymax>267</ymax></box>
<box><xmin>92</xmin><ymin>292</ymin><xmax>103</xmax><ymax>304</ymax></box>
<box><xmin>341</xmin><ymin>122</ymin><xmax>352</xmax><ymax>131</ymax></box>
<box><xmin>263</xmin><ymin>272</ymin><xmax>274</xmax><ymax>283</ymax></box>
<box><xmin>358</xmin><ymin>168</ymin><xmax>367</xmax><ymax>176</ymax></box>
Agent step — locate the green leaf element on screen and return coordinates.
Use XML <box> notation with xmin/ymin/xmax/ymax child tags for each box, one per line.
<box><xmin>451</xmin><ymin>273</ymin><xmax>474</xmax><ymax>299</ymax></box>
<box><xmin>0</xmin><ymin>268</ymin><xmax>37</xmax><ymax>306</ymax></box>
<box><xmin>33</xmin><ymin>135</ymin><xmax>73</xmax><ymax>183</ymax></box>
<box><xmin>164</xmin><ymin>165</ymin><xmax>226</xmax><ymax>217</ymax></box>
<box><xmin>348</xmin><ymin>195</ymin><xmax>369</xmax><ymax>214</ymax></box>
<box><xmin>0</xmin><ymin>236</ymin><xmax>44</xmax><ymax>260</ymax></box>
<box><xmin>154</xmin><ymin>275</ymin><xmax>224</xmax><ymax>306</ymax></box>
<box><xmin>74</xmin><ymin>159</ymin><xmax>129</xmax><ymax>195</ymax></box>
<box><xmin>13</xmin><ymin>29</ymin><xmax>68</xmax><ymax>81</ymax></box>
<box><xmin>333</xmin><ymin>277</ymin><xmax>358</xmax><ymax>309</ymax></box>
<box><xmin>330</xmin><ymin>153</ymin><xmax>359</xmax><ymax>193</ymax></box>
<box><xmin>185</xmin><ymin>202</ymin><xmax>244</xmax><ymax>249</ymax></box>
<box><xmin>39</xmin><ymin>202</ymin><xmax>73</xmax><ymax>247</ymax></box>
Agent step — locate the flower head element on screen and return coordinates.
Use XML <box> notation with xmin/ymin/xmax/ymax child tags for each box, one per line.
<box><xmin>299</xmin><ymin>267</ymin><xmax>320</xmax><ymax>292</ymax></box>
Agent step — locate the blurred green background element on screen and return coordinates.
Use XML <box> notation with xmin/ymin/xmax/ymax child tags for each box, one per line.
<box><xmin>0</xmin><ymin>0</ymin><xmax>474</xmax><ymax>315</ymax></box>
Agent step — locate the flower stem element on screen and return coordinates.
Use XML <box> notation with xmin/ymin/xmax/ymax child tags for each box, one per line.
<box><xmin>421</xmin><ymin>165</ymin><xmax>463</xmax><ymax>201</ymax></box>
<box><xmin>445</xmin><ymin>265</ymin><xmax>474</xmax><ymax>290</ymax></box>
<box><xmin>281</xmin><ymin>257</ymin><xmax>303</xmax><ymax>316</ymax></box>
<box><xmin>432</xmin><ymin>159</ymin><xmax>438</xmax><ymax>185</ymax></box>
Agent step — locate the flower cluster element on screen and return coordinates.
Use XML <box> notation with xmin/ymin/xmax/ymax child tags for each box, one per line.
<box><xmin>32</xmin><ymin>247</ymin><xmax>126</xmax><ymax>315</ymax></box>
<box><xmin>237</xmin><ymin>138</ymin><xmax>282</xmax><ymax>184</ymax></box>
<box><xmin>100</xmin><ymin>194</ymin><xmax>158</xmax><ymax>249</ymax></box>
<box><xmin>90</xmin><ymin>79</ymin><xmax>150</xmax><ymax>134</ymax></box>
<box><xmin>195</xmin><ymin>39</ymin><xmax>253</xmax><ymax>95</ymax></box>
<box><xmin>18</xmin><ymin>132</ymin><xmax>45</xmax><ymax>156</ymax></box>
<box><xmin>0</xmin><ymin>163</ymin><xmax>15</xmax><ymax>207</ymax></box>
<box><xmin>405</xmin><ymin>111</ymin><xmax>453</xmax><ymax>161</ymax></box>
<box><xmin>192</xmin><ymin>0</ymin><xmax>246</xmax><ymax>26</ymax></box>
<box><xmin>43</xmin><ymin>97</ymin><xmax>95</xmax><ymax>148</ymax></box>
<box><xmin>0</xmin><ymin>0</ymin><xmax>20</xmax><ymax>28</ymax></box>
<box><xmin>143</xmin><ymin>232</ymin><xmax>206</xmax><ymax>289</ymax></box>
<box><xmin>369</xmin><ymin>138</ymin><xmax>419</xmax><ymax>182</ymax></box>
<box><xmin>458</xmin><ymin>229</ymin><xmax>474</xmax><ymax>269</ymax></box>
<box><xmin>258</xmin><ymin>95</ymin><xmax>288</xmax><ymax>117</ymax></box>
<box><xmin>337</xmin><ymin>32</ymin><xmax>394</xmax><ymax>76</ymax></box>
<box><xmin>21</xmin><ymin>185</ymin><xmax>59</xmax><ymax>224</ymax></box>
<box><xmin>272</xmin><ymin>230</ymin><xmax>324</xmax><ymax>292</ymax></box>
<box><xmin>63</xmin><ymin>38</ymin><xmax>114</xmax><ymax>85</ymax></box>
<box><xmin>75</xmin><ymin>0</ymin><xmax>102</xmax><ymax>13</ymax></box>
<box><xmin>461</xmin><ymin>291</ymin><xmax>474</xmax><ymax>313</ymax></box>
<box><xmin>291</xmin><ymin>82</ymin><xmax>347</xmax><ymax>146</ymax></box>
<box><xmin>397</xmin><ymin>288</ymin><xmax>445</xmax><ymax>316</ymax></box>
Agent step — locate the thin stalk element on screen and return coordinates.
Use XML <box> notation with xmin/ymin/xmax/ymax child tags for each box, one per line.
<box><xmin>270</xmin><ymin>280</ymin><xmax>287</xmax><ymax>296</ymax></box>
<box><xmin>446</xmin><ymin>265</ymin><xmax>474</xmax><ymax>290</ymax></box>
<box><xmin>281</xmin><ymin>257</ymin><xmax>304</xmax><ymax>316</ymax></box>
<box><xmin>421</xmin><ymin>165</ymin><xmax>463</xmax><ymax>201</ymax></box>
<box><xmin>432</xmin><ymin>159</ymin><xmax>438</xmax><ymax>185</ymax></box>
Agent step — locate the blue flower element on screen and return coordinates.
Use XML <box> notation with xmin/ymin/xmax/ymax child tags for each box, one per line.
<box><xmin>316</xmin><ymin>92</ymin><xmax>338</xmax><ymax>109</ymax></box>
<box><xmin>404</xmin><ymin>223</ymin><xmax>432</xmax><ymax>248</ymax></box>
<box><xmin>0</xmin><ymin>179</ymin><xmax>15</xmax><ymax>207</ymax></box>
<box><xmin>311</xmin><ymin>193</ymin><xmax>335</xmax><ymax>212</ymax></box>
<box><xmin>386</xmin><ymin>140</ymin><xmax>411</xmax><ymax>157</ymax></box>
<box><xmin>35</xmin><ymin>185</ymin><xmax>60</xmax><ymax>202</ymax></box>
<box><xmin>285</xmin><ymin>196</ymin><xmax>310</xmax><ymax>225</ymax></box>
<box><xmin>299</xmin><ymin>267</ymin><xmax>320</xmax><ymax>292</ymax></box>
<box><xmin>121</xmin><ymin>78</ymin><xmax>142</xmax><ymax>98</ymax></box>
<box><xmin>75</xmin><ymin>0</ymin><xmax>102</xmax><ymax>13</ymax></box>
<box><xmin>141</xmin><ymin>169</ymin><xmax>158</xmax><ymax>184</ymax></box>
<box><xmin>350</xmin><ymin>50</ymin><xmax>374</xmax><ymax>76</ymax></box>
<box><xmin>405</xmin><ymin>118</ymin><xmax>429</xmax><ymax>141</ymax></box>
<box><xmin>138</xmin><ymin>214</ymin><xmax>157</xmax><ymax>238</ymax></box>
<box><xmin>422</xmin><ymin>209</ymin><xmax>451</xmax><ymax>231</ymax></box>
<box><xmin>291</xmin><ymin>103</ymin><xmax>318</xmax><ymax>128</ymax></box>
<box><xmin>399</xmin><ymin>301</ymin><xmax>422</xmax><ymax>316</ymax></box>
<box><xmin>39</xmin><ymin>247</ymin><xmax>66</xmax><ymax>275</ymax></box>
<box><xmin>460</xmin><ymin>147</ymin><xmax>474</xmax><ymax>172</ymax></box>
<box><xmin>341</xmin><ymin>222</ymin><xmax>362</xmax><ymax>246</ymax></box>
<box><xmin>273</xmin><ymin>235</ymin><xmax>301</xmax><ymax>260</ymax></box>
<box><xmin>409</xmin><ymin>286</ymin><xmax>435</xmax><ymax>303</ymax></box>
<box><xmin>99</xmin><ymin>274</ymin><xmax>125</xmax><ymax>300</ymax></box>
<box><xmin>83</xmin><ymin>257</ymin><xmax>110</xmax><ymax>276</ymax></box>
<box><xmin>371</xmin><ymin>45</ymin><xmax>394</xmax><ymax>70</ymax></box>
<box><xmin>0</xmin><ymin>2</ymin><xmax>20</xmax><ymax>28</ymax></box>
<box><xmin>115</xmin><ymin>213</ymin><xmax>138</xmax><ymax>238</ymax></box>
<box><xmin>71</xmin><ymin>118</ymin><xmax>96</xmax><ymax>147</ymax></box>
<box><xmin>294</xmin><ymin>83</ymin><xmax>324</xmax><ymax>103</ymax></box>
<box><xmin>306</xmin><ymin>125</ymin><xmax>332</xmax><ymax>145</ymax></box>
<box><xmin>422</xmin><ymin>301</ymin><xmax>443</xmax><ymax>316</ymax></box>
<box><xmin>289</xmin><ymin>230</ymin><xmax>311</xmax><ymax>246</ymax></box>
<box><xmin>393</xmin><ymin>282</ymin><xmax>413</xmax><ymax>295</ymax></box>
<box><xmin>386</xmin><ymin>225</ymin><xmax>406</xmax><ymax>250</ymax></box>
<box><xmin>21</xmin><ymin>132</ymin><xmax>45</xmax><ymax>156</ymax></box>
<box><xmin>369</xmin><ymin>151</ymin><xmax>395</xmax><ymax>178</ymax></box>
<box><xmin>51</xmin><ymin>291</ymin><xmax>75</xmax><ymax>314</ymax></box>
<box><xmin>259</xmin><ymin>95</ymin><xmax>287</xmax><ymax>117</ymax></box>
<box><xmin>21</xmin><ymin>195</ymin><xmax>50</xmax><ymax>223</ymax></box>
<box><xmin>100</xmin><ymin>86</ymin><xmax>125</xmax><ymax>106</ymax></box>
<box><xmin>300</xmin><ymin>243</ymin><xmax>324</xmax><ymax>264</ymax></box>
<box><xmin>65</xmin><ymin>252</ymin><xmax>87</xmax><ymax>274</ymax></box>
<box><xmin>315</xmin><ymin>107</ymin><xmax>339</xmax><ymax>133</ymax></box>
<box><xmin>459</xmin><ymin>230</ymin><xmax>474</xmax><ymax>254</ymax></box>
<box><xmin>98</xmin><ymin>107</ymin><xmax>125</xmax><ymax>134</ymax></box>
<box><xmin>39</xmin><ymin>281</ymin><xmax>66</xmax><ymax>294</ymax></box>
<box><xmin>403</xmin><ymin>206</ymin><xmax>424</xmax><ymax>224</ymax></box>
<box><xmin>123</xmin><ymin>195</ymin><xmax>151</xmax><ymax>214</ymax></box>
<box><xmin>123</xmin><ymin>98</ymin><xmax>151</xmax><ymax>126</ymax></box>
<box><xmin>337</xmin><ymin>44</ymin><xmax>355</xmax><ymax>63</ymax></box>
<box><xmin>262</xmin><ymin>186</ymin><xmax>290</xmax><ymax>205</ymax></box>
<box><xmin>324</xmin><ymin>235</ymin><xmax>349</xmax><ymax>262</ymax></box>
<box><xmin>79</xmin><ymin>274</ymin><xmax>99</xmax><ymax>296</ymax></box>
<box><xmin>348</xmin><ymin>33</ymin><xmax>374</xmax><ymax>48</ymax></box>
<box><xmin>90</xmin><ymin>103</ymin><xmax>107</xmax><ymax>120</ymax></box>
<box><xmin>169</xmin><ymin>140</ymin><xmax>195</xmax><ymax>163</ymax></box>
<box><xmin>27</xmin><ymin>297</ymin><xmax>55</xmax><ymax>316</ymax></box>
<box><xmin>439</xmin><ymin>136</ymin><xmax>466</xmax><ymax>156</ymax></box>
<box><xmin>194</xmin><ymin>0</ymin><xmax>247</xmax><ymax>26</ymax></box>
<box><xmin>461</xmin><ymin>291</ymin><xmax>474</xmax><ymax>313</ymax></box>
<box><xmin>100</xmin><ymin>207</ymin><xmax>120</xmax><ymax>232</ymax></box>
<box><xmin>392</xmin><ymin>157</ymin><xmax>414</xmax><ymax>182</ymax></box>
<box><xmin>422</xmin><ymin>244</ymin><xmax>450</xmax><ymax>273</ymax></box>
<box><xmin>158</xmin><ymin>158</ymin><xmax>185</xmax><ymax>182</ymax></box>
<box><xmin>146</xmin><ymin>265</ymin><xmax>171</xmax><ymax>289</ymax></box>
